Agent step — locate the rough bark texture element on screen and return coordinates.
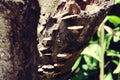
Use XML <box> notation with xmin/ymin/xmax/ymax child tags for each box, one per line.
<box><xmin>37</xmin><ymin>0</ymin><xmax>114</xmax><ymax>80</ymax></box>
<box><xmin>0</xmin><ymin>4</ymin><xmax>13</xmax><ymax>80</ymax></box>
<box><xmin>0</xmin><ymin>0</ymin><xmax>40</xmax><ymax>80</ymax></box>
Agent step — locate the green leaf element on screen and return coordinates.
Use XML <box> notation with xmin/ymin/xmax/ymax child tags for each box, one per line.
<box><xmin>113</xmin><ymin>35</ymin><xmax>120</xmax><ymax>42</ymax></box>
<box><xmin>112</xmin><ymin>60</ymin><xmax>119</xmax><ymax>65</ymax></box>
<box><xmin>106</xmin><ymin>15</ymin><xmax>120</xmax><ymax>27</ymax></box>
<box><xmin>72</xmin><ymin>56</ymin><xmax>82</xmax><ymax>72</ymax></box>
<box><xmin>82</xmin><ymin>64</ymin><xmax>89</xmax><ymax>70</ymax></box>
<box><xmin>104</xmin><ymin>72</ymin><xmax>113</xmax><ymax>80</ymax></box>
<box><xmin>106</xmin><ymin>50</ymin><xmax>120</xmax><ymax>57</ymax></box>
<box><xmin>83</xmin><ymin>56</ymin><xmax>98</xmax><ymax>70</ymax></box>
<box><xmin>115</xmin><ymin>0</ymin><xmax>120</xmax><ymax>4</ymax></box>
<box><xmin>113</xmin><ymin>27</ymin><xmax>120</xmax><ymax>42</ymax></box>
<box><xmin>81</xmin><ymin>44</ymin><xmax>101</xmax><ymax>62</ymax></box>
<box><xmin>113</xmin><ymin>63</ymin><xmax>120</xmax><ymax>74</ymax></box>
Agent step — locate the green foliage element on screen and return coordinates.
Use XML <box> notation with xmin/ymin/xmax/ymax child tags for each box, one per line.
<box><xmin>115</xmin><ymin>0</ymin><xmax>120</xmax><ymax>4</ymax></box>
<box><xmin>104</xmin><ymin>72</ymin><xmax>113</xmax><ymax>80</ymax></box>
<box><xmin>82</xmin><ymin>43</ymin><xmax>101</xmax><ymax>62</ymax></box>
<box><xmin>106</xmin><ymin>50</ymin><xmax>120</xmax><ymax>57</ymax></box>
<box><xmin>70</xmin><ymin>2</ymin><xmax>120</xmax><ymax>80</ymax></box>
<box><xmin>106</xmin><ymin>16</ymin><xmax>120</xmax><ymax>27</ymax></box>
<box><xmin>72</xmin><ymin>56</ymin><xmax>82</xmax><ymax>72</ymax></box>
<box><xmin>113</xmin><ymin>27</ymin><xmax>120</xmax><ymax>42</ymax></box>
<box><xmin>114</xmin><ymin>63</ymin><xmax>120</xmax><ymax>74</ymax></box>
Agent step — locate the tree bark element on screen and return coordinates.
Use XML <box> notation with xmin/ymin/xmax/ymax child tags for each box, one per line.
<box><xmin>37</xmin><ymin>0</ymin><xmax>114</xmax><ymax>80</ymax></box>
<box><xmin>0</xmin><ymin>0</ymin><xmax>40</xmax><ymax>80</ymax></box>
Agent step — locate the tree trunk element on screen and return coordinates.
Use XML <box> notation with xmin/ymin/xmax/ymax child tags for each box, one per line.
<box><xmin>0</xmin><ymin>0</ymin><xmax>40</xmax><ymax>80</ymax></box>
<box><xmin>37</xmin><ymin>0</ymin><xmax>114</xmax><ymax>80</ymax></box>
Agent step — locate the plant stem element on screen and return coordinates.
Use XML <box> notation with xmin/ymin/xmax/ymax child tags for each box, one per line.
<box><xmin>99</xmin><ymin>22</ymin><xmax>105</xmax><ymax>80</ymax></box>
